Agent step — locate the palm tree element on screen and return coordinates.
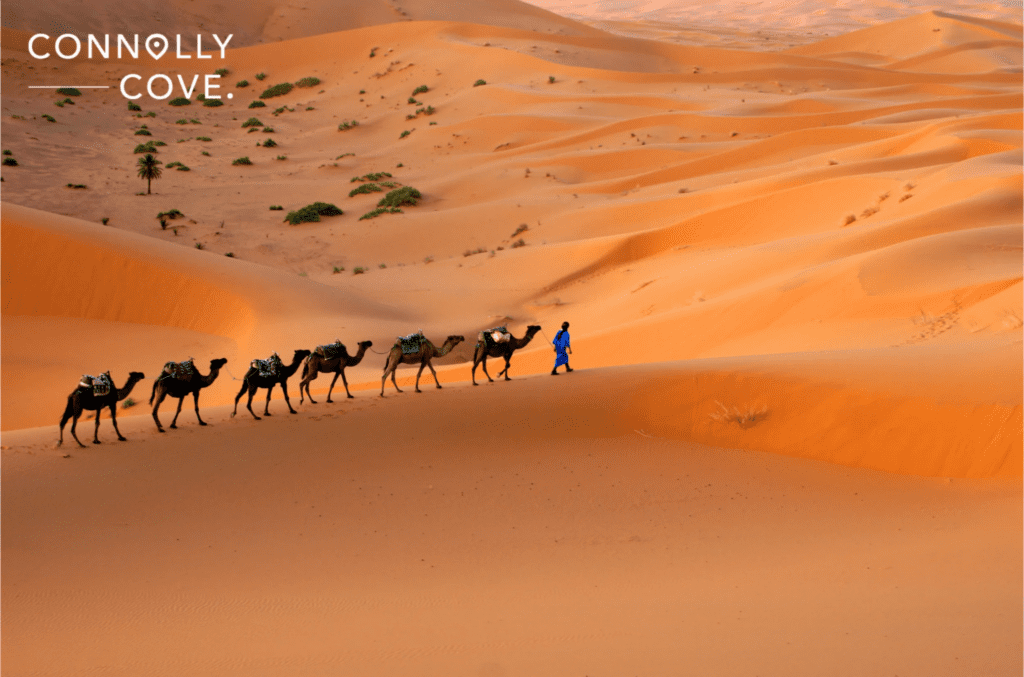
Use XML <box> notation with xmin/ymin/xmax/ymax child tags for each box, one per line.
<box><xmin>136</xmin><ymin>153</ymin><xmax>162</xmax><ymax>194</ymax></box>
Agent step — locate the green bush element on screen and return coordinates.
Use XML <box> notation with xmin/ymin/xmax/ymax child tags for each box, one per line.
<box><xmin>283</xmin><ymin>201</ymin><xmax>343</xmax><ymax>225</ymax></box>
<box><xmin>378</xmin><ymin>186</ymin><xmax>421</xmax><ymax>208</ymax></box>
<box><xmin>359</xmin><ymin>207</ymin><xmax>401</xmax><ymax>220</ymax></box>
<box><xmin>54</xmin><ymin>100</ymin><xmax>65</xmax><ymax>108</ymax></box>
<box><xmin>255</xmin><ymin>72</ymin><xmax>267</xmax><ymax>81</ymax></box>
<box><xmin>295</xmin><ymin>77</ymin><xmax>320</xmax><ymax>88</ymax></box>
<box><xmin>196</xmin><ymin>136</ymin><xmax>212</xmax><ymax>141</ymax></box>
<box><xmin>157</xmin><ymin>209</ymin><xmax>183</xmax><ymax>219</ymax></box>
<box><xmin>134</xmin><ymin>142</ymin><xmax>157</xmax><ymax>153</ymax></box>
<box><xmin>175</xmin><ymin>118</ymin><xmax>189</xmax><ymax>124</ymax></box>
<box><xmin>236</xmin><ymin>80</ymin><xmax>249</xmax><ymax>88</ymax></box>
<box><xmin>175</xmin><ymin>165</ymin><xmax>191</xmax><ymax>171</ymax></box>
<box><xmin>62</xmin><ymin>97</ymin><xmax>75</xmax><ymax>105</ymax></box>
<box><xmin>353</xmin><ymin>267</ymin><xmax>366</xmax><ymax>275</ymax></box>
<box><xmin>3</xmin><ymin>158</ymin><xmax>19</xmax><ymax>166</ymax></box>
<box><xmin>269</xmin><ymin>205</ymin><xmax>283</xmax><ymax>210</ymax></box>
<box><xmin>473</xmin><ymin>79</ymin><xmax>486</xmax><ymax>87</ymax></box>
<box><xmin>261</xmin><ymin>126</ymin><xmax>275</xmax><ymax>133</ymax></box>
<box><xmin>134</xmin><ymin>129</ymin><xmax>152</xmax><ymax>136</ymax></box>
<box><xmin>272</xmin><ymin>106</ymin><xmax>293</xmax><ymax>116</ymax></box>
<box><xmin>145</xmin><ymin>111</ymin><xmax>156</xmax><ymax>118</ymax></box>
<box><xmin>42</xmin><ymin>114</ymin><xmax>56</xmax><ymax>122</ymax></box>
<box><xmin>276</xmin><ymin>155</ymin><xmax>287</xmax><ymax>160</ymax></box>
<box><xmin>189</xmin><ymin>118</ymin><xmax>201</xmax><ymax>124</ymax></box>
<box><xmin>214</xmin><ymin>68</ymin><xmax>229</xmax><ymax>76</ymax></box>
<box><xmin>261</xmin><ymin>138</ymin><xmax>277</xmax><ymax>147</ymax></box>
<box><xmin>57</xmin><ymin>87</ymin><xmax>81</xmax><ymax>96</ymax></box>
<box><xmin>349</xmin><ymin>183</ymin><xmax>383</xmax><ymax>197</ymax></box>
<box><xmin>549</xmin><ymin>76</ymin><xmax>556</xmax><ymax>84</ymax></box>
<box><xmin>259</xmin><ymin>82</ymin><xmax>293</xmax><ymax>99</ymax></box>
<box><xmin>412</xmin><ymin>85</ymin><xmax>429</xmax><ymax>95</ymax></box>
<box><xmin>203</xmin><ymin>99</ymin><xmax>224</xmax><ymax>107</ymax></box>
<box><xmin>196</xmin><ymin>93</ymin><xmax>206</xmax><ymax>102</ymax></box>
<box><xmin>338</xmin><ymin>120</ymin><xmax>359</xmax><ymax>131</ymax></box>
<box><xmin>201</xmin><ymin>151</ymin><xmax>211</xmax><ymax>156</ymax></box>
<box><xmin>232</xmin><ymin>156</ymin><xmax>253</xmax><ymax>165</ymax></box>
<box><xmin>399</xmin><ymin>130</ymin><xmax>411</xmax><ymax>139</ymax></box>
<box><xmin>248</xmin><ymin>100</ymin><xmax>266</xmax><ymax>108</ymax></box>
<box><xmin>168</xmin><ymin>97</ymin><xmax>191</xmax><ymax>106</ymax></box>
<box><xmin>128</xmin><ymin>101</ymin><xmax>142</xmax><ymax>111</ymax></box>
<box><xmin>153</xmin><ymin>141</ymin><xmax>166</xmax><ymax>146</ymax></box>
<box><xmin>241</xmin><ymin>117</ymin><xmax>263</xmax><ymax>127</ymax></box>
<box><xmin>66</xmin><ymin>183</ymin><xmax>87</xmax><ymax>188</ymax></box>
<box><xmin>408</xmin><ymin>97</ymin><xmax>419</xmax><ymax>105</ymax></box>
<box><xmin>165</xmin><ymin>161</ymin><xmax>182</xmax><ymax>168</ymax></box>
<box><xmin>351</xmin><ymin>172</ymin><xmax>392</xmax><ymax>182</ymax></box>
<box><xmin>2</xmin><ymin>150</ymin><xmax>11</xmax><ymax>155</ymax></box>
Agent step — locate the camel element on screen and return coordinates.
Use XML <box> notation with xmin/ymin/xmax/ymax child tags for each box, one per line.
<box><xmin>58</xmin><ymin>371</ymin><xmax>146</xmax><ymax>447</ymax></box>
<box><xmin>381</xmin><ymin>335</ymin><xmax>465</xmax><ymax>396</ymax></box>
<box><xmin>149</xmin><ymin>358</ymin><xmax>228</xmax><ymax>432</ymax></box>
<box><xmin>299</xmin><ymin>340</ymin><xmax>373</xmax><ymax>404</ymax></box>
<box><xmin>232</xmin><ymin>349</ymin><xmax>311</xmax><ymax>420</ymax></box>
<box><xmin>471</xmin><ymin>325</ymin><xmax>542</xmax><ymax>385</ymax></box>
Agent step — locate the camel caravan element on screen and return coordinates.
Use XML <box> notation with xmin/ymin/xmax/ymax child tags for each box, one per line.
<box><xmin>57</xmin><ymin>324</ymin><xmax>547</xmax><ymax>448</ymax></box>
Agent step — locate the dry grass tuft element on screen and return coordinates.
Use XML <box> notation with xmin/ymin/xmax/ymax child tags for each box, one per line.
<box><xmin>709</xmin><ymin>401</ymin><xmax>768</xmax><ymax>427</ymax></box>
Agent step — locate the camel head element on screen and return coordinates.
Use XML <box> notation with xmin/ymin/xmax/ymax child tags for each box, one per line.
<box><xmin>293</xmin><ymin>349</ymin><xmax>313</xmax><ymax>361</ymax></box>
<box><xmin>358</xmin><ymin>340</ymin><xmax>373</xmax><ymax>349</ymax></box>
<box><xmin>210</xmin><ymin>358</ymin><xmax>228</xmax><ymax>369</ymax></box>
<box><xmin>526</xmin><ymin>325</ymin><xmax>542</xmax><ymax>335</ymax></box>
<box><xmin>446</xmin><ymin>335</ymin><xmax>465</xmax><ymax>346</ymax></box>
<box><xmin>127</xmin><ymin>371</ymin><xmax>146</xmax><ymax>382</ymax></box>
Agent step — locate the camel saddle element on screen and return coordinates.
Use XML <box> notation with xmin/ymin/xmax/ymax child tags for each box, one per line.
<box><xmin>79</xmin><ymin>372</ymin><xmax>112</xmax><ymax>396</ymax></box>
<box><xmin>160</xmin><ymin>358</ymin><xmax>195</xmax><ymax>382</ymax></box>
<box><xmin>478</xmin><ymin>325</ymin><xmax>510</xmax><ymax>346</ymax></box>
<box><xmin>315</xmin><ymin>341</ymin><xmax>344</xmax><ymax>360</ymax></box>
<box><xmin>251</xmin><ymin>353</ymin><xmax>283</xmax><ymax>378</ymax></box>
<box><xmin>396</xmin><ymin>331</ymin><xmax>425</xmax><ymax>355</ymax></box>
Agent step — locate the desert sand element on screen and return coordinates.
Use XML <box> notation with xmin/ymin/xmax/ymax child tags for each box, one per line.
<box><xmin>1</xmin><ymin>0</ymin><xmax>1021</xmax><ymax>674</ymax></box>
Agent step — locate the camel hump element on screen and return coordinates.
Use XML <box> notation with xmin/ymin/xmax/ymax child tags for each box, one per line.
<box><xmin>79</xmin><ymin>373</ymin><xmax>111</xmax><ymax>396</ymax></box>
<box><xmin>315</xmin><ymin>341</ymin><xmax>345</xmax><ymax>360</ymax></box>
<box><xmin>161</xmin><ymin>359</ymin><xmax>196</xmax><ymax>382</ymax></box>
<box><xmin>251</xmin><ymin>355</ymin><xmax>282</xmax><ymax>377</ymax></box>
<box><xmin>396</xmin><ymin>331</ymin><xmax>426</xmax><ymax>354</ymax></box>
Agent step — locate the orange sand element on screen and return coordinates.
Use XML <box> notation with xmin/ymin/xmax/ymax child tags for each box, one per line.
<box><xmin>1</xmin><ymin>1</ymin><xmax>1021</xmax><ymax>674</ymax></box>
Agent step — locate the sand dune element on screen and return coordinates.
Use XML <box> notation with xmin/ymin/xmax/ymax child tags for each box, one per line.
<box><xmin>1</xmin><ymin>3</ymin><xmax>1021</xmax><ymax>675</ymax></box>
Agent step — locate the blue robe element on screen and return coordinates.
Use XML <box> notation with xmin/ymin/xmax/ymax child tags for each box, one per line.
<box><xmin>553</xmin><ymin>330</ymin><xmax>570</xmax><ymax>367</ymax></box>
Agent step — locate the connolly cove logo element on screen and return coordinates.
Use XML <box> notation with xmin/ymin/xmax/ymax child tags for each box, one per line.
<box><xmin>26</xmin><ymin>33</ymin><xmax>234</xmax><ymax>101</ymax></box>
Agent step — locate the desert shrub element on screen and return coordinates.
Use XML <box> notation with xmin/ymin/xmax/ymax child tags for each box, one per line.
<box><xmin>196</xmin><ymin>93</ymin><xmax>206</xmax><ymax>102</ymax></box>
<box><xmin>259</xmin><ymin>82</ymin><xmax>293</xmax><ymax>99</ymax></box>
<box><xmin>57</xmin><ymin>87</ymin><xmax>81</xmax><ymax>96</ymax></box>
<box><xmin>134</xmin><ymin>142</ymin><xmax>157</xmax><ymax>153</ymax></box>
<box><xmin>189</xmin><ymin>119</ymin><xmax>201</xmax><ymax>124</ymax></box>
<box><xmin>405</xmin><ymin>114</ymin><xmax>416</xmax><ymax>121</ymax></box>
<box><xmin>165</xmin><ymin>161</ymin><xmax>182</xmax><ymax>168</ymax></box>
<box><xmin>283</xmin><ymin>201</ymin><xmax>343</xmax><ymax>225</ymax></box>
<box><xmin>175</xmin><ymin>118</ymin><xmax>188</xmax><ymax>124</ymax></box>
<box><xmin>512</xmin><ymin>223</ymin><xmax>528</xmax><ymax>236</ymax></box>
<box><xmin>168</xmin><ymin>97</ymin><xmax>191</xmax><ymax>106</ymax></box>
<box><xmin>269</xmin><ymin>205</ymin><xmax>283</xmax><ymax>210</ymax></box>
<box><xmin>276</xmin><ymin>155</ymin><xmax>287</xmax><ymax>160</ymax></box>
<box><xmin>236</xmin><ymin>80</ymin><xmax>249</xmax><ymax>88</ymax></box>
<box><xmin>261</xmin><ymin>126</ymin><xmax>275</xmax><ymax>133</ymax></box>
<box><xmin>272</xmin><ymin>106</ymin><xmax>293</xmax><ymax>116</ymax></box>
<box><xmin>196</xmin><ymin>136</ymin><xmax>212</xmax><ymax>141</ymax></box>
<box><xmin>145</xmin><ymin>111</ymin><xmax>156</xmax><ymax>118</ymax></box>
<box><xmin>473</xmin><ymin>79</ymin><xmax>486</xmax><ymax>87</ymax></box>
<box><xmin>379</xmin><ymin>263</ymin><xmax>386</xmax><ymax>269</ymax></box>
<box><xmin>338</xmin><ymin>120</ymin><xmax>359</xmax><ymax>131</ymax></box>
<box><xmin>66</xmin><ymin>183</ymin><xmax>87</xmax><ymax>189</ymax></box>
<box><xmin>295</xmin><ymin>76</ymin><xmax>320</xmax><ymax>88</ymax></box>
<box><xmin>54</xmin><ymin>100</ymin><xmax>65</xmax><ymax>107</ymax></box>
<box><xmin>3</xmin><ymin>150</ymin><xmax>11</xmax><ymax>155</ymax></box>
<box><xmin>157</xmin><ymin>209</ymin><xmax>183</xmax><ymax>220</ymax></box>
<box><xmin>225</xmin><ymin>252</ymin><xmax>235</xmax><ymax>257</ymax></box>
<box><xmin>247</xmin><ymin>128</ymin><xmax>260</xmax><ymax>133</ymax></box>
<box><xmin>464</xmin><ymin>247</ymin><xmax>486</xmax><ymax>257</ymax></box>
<box><xmin>214</xmin><ymin>68</ymin><xmax>229</xmax><ymax>76</ymax></box>
<box><xmin>369</xmin><ymin>48</ymin><xmax>377</xmax><ymax>57</ymax></box>
<box><xmin>62</xmin><ymin>97</ymin><xmax>75</xmax><ymax>105</ymax></box>
<box><xmin>203</xmin><ymin>99</ymin><xmax>224</xmax><ymax>107</ymax></box>
<box><xmin>511</xmin><ymin>238</ymin><xmax>526</xmax><ymax>248</ymax></box>
<box><xmin>359</xmin><ymin>89</ymin><xmax>366</xmax><ymax>94</ymax></box>
<box><xmin>176</xmin><ymin>165</ymin><xmax>190</xmax><ymax>171</ymax></box>
<box><xmin>255</xmin><ymin>72</ymin><xmax>267</xmax><ymax>81</ymax></box>
<box><xmin>408</xmin><ymin>97</ymin><xmax>419</xmax><ymax>105</ymax></box>
<box><xmin>351</xmin><ymin>172</ymin><xmax>392</xmax><ymax>183</ymax></box>
<box><xmin>232</xmin><ymin>156</ymin><xmax>253</xmax><ymax>165</ymax></box>
<box><xmin>242</xmin><ymin>117</ymin><xmax>263</xmax><ymax>127</ymax></box>
<box><xmin>359</xmin><ymin>208</ymin><xmax>386</xmax><ymax>220</ymax></box>
<box><xmin>337</xmin><ymin>153</ymin><xmax>355</xmax><ymax>159</ymax></box>
<box><xmin>153</xmin><ymin>141</ymin><xmax>166</xmax><ymax>146</ymax></box>
<box><xmin>378</xmin><ymin>186</ymin><xmax>420</xmax><ymax>208</ymax></box>
<box><xmin>128</xmin><ymin>101</ymin><xmax>142</xmax><ymax>111</ymax></box>
<box><xmin>134</xmin><ymin>128</ymin><xmax>152</xmax><ymax>135</ymax></box>
<box><xmin>195</xmin><ymin>242</ymin><xmax>204</xmax><ymax>250</ymax></box>
<box><xmin>42</xmin><ymin>114</ymin><xmax>56</xmax><ymax>122</ymax></box>
<box><xmin>101</xmin><ymin>217</ymin><xmax>109</xmax><ymax>224</ymax></box>
<box><xmin>349</xmin><ymin>183</ymin><xmax>383</xmax><ymax>197</ymax></box>
<box><xmin>121</xmin><ymin>397</ymin><xmax>137</xmax><ymax>409</ymax></box>
<box><xmin>262</xmin><ymin>138</ymin><xmax>277</xmax><ymax>147</ymax></box>
<box><xmin>353</xmin><ymin>267</ymin><xmax>366</xmax><ymax>275</ymax></box>
<box><xmin>305</xmin><ymin>106</ymin><xmax>314</xmax><ymax>111</ymax></box>
<box><xmin>3</xmin><ymin>158</ymin><xmax>19</xmax><ymax>166</ymax></box>
<box><xmin>412</xmin><ymin>85</ymin><xmax>429</xmax><ymax>95</ymax></box>
<box><xmin>248</xmin><ymin>100</ymin><xmax>266</xmax><ymax>108</ymax></box>
<box><xmin>333</xmin><ymin>266</ymin><xmax>344</xmax><ymax>274</ymax></box>
<box><xmin>548</xmin><ymin>76</ymin><xmax>555</xmax><ymax>84</ymax></box>
<box><xmin>399</xmin><ymin>130</ymin><xmax>411</xmax><ymax>139</ymax></box>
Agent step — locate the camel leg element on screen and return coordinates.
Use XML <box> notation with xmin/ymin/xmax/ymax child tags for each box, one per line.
<box><xmin>281</xmin><ymin>381</ymin><xmax>297</xmax><ymax>414</ymax></box>
<box><xmin>502</xmin><ymin>356</ymin><xmax>513</xmax><ymax>381</ymax></box>
<box><xmin>263</xmin><ymin>383</ymin><xmax>274</xmax><ymax>416</ymax></box>
<box><xmin>326</xmin><ymin>372</ymin><xmax>340</xmax><ymax>403</ymax></box>
<box><xmin>58</xmin><ymin>398</ymin><xmax>74</xmax><ymax>446</ymax></box>
<box><xmin>341</xmin><ymin>369</ymin><xmax>354</xmax><ymax>399</ymax></box>
<box><xmin>93</xmin><ymin>406</ymin><xmax>102</xmax><ymax>444</ymax></box>
<box><xmin>233</xmin><ymin>379</ymin><xmax>248</xmax><ymax>417</ymax></box>
<box><xmin>246</xmin><ymin>384</ymin><xmax>261</xmax><ymax>420</ymax></box>
<box><xmin>480</xmin><ymin>353</ymin><xmax>494</xmax><ymax>383</ymax></box>
<box><xmin>300</xmin><ymin>368</ymin><xmax>316</xmax><ymax>405</ymax></box>
<box><xmin>68</xmin><ymin>399</ymin><xmax>86</xmax><ymax>448</ymax></box>
<box><xmin>109</xmin><ymin>403</ymin><xmax>126</xmax><ymax>442</ymax></box>
<box><xmin>152</xmin><ymin>388</ymin><xmax>167</xmax><ymax>433</ymax></box>
<box><xmin>170</xmin><ymin>395</ymin><xmax>185</xmax><ymax>429</ymax></box>
<box><xmin>427</xmin><ymin>360</ymin><xmax>442</xmax><ymax>389</ymax></box>
<box><xmin>193</xmin><ymin>390</ymin><xmax>207</xmax><ymax>426</ymax></box>
<box><xmin>471</xmin><ymin>353</ymin><xmax>480</xmax><ymax>386</ymax></box>
<box><xmin>389</xmin><ymin>363</ymin><xmax>403</xmax><ymax>394</ymax></box>
<box><xmin>415</xmin><ymin>363</ymin><xmax>426</xmax><ymax>393</ymax></box>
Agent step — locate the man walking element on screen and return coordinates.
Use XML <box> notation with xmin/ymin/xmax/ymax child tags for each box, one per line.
<box><xmin>551</xmin><ymin>321</ymin><xmax>573</xmax><ymax>375</ymax></box>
